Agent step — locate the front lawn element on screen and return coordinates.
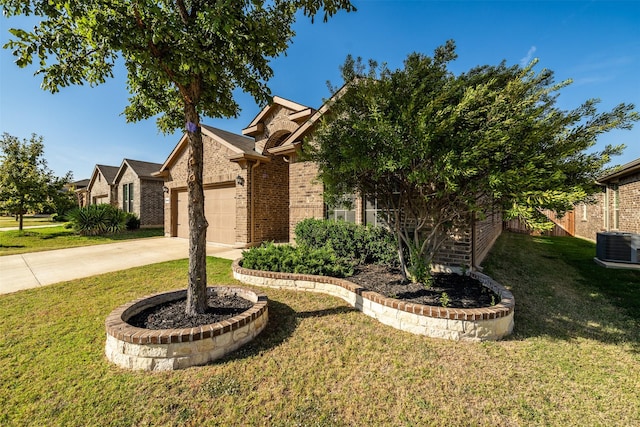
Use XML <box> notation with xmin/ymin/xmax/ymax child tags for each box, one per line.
<box><xmin>0</xmin><ymin>226</ymin><xmax>164</xmax><ymax>256</ymax></box>
<box><xmin>0</xmin><ymin>214</ymin><xmax>58</xmax><ymax>228</ymax></box>
<box><xmin>0</xmin><ymin>233</ymin><xmax>638</xmax><ymax>426</ymax></box>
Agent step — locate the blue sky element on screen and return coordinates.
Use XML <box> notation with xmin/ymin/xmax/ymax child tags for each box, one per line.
<box><xmin>1</xmin><ymin>0</ymin><xmax>639</xmax><ymax>180</ymax></box>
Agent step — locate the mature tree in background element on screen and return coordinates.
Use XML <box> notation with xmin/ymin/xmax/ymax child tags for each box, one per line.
<box><xmin>2</xmin><ymin>0</ymin><xmax>355</xmax><ymax>315</ymax></box>
<box><xmin>308</xmin><ymin>41</ymin><xmax>639</xmax><ymax>282</ymax></box>
<box><xmin>0</xmin><ymin>133</ymin><xmax>71</xmax><ymax>230</ymax></box>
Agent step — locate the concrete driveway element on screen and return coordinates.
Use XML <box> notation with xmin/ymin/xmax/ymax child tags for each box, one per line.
<box><xmin>0</xmin><ymin>237</ymin><xmax>244</xmax><ymax>295</ymax></box>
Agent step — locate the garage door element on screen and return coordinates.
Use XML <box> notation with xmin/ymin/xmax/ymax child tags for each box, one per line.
<box><xmin>176</xmin><ymin>186</ymin><xmax>236</xmax><ymax>245</ymax></box>
<box><xmin>93</xmin><ymin>195</ymin><xmax>109</xmax><ymax>205</ymax></box>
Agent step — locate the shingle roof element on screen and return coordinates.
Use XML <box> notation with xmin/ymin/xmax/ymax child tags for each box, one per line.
<box><xmin>96</xmin><ymin>165</ymin><xmax>119</xmax><ymax>183</ymax></box>
<box><xmin>200</xmin><ymin>124</ymin><xmax>257</xmax><ymax>155</ymax></box>
<box><xmin>598</xmin><ymin>157</ymin><xmax>640</xmax><ymax>183</ymax></box>
<box><xmin>122</xmin><ymin>159</ymin><xmax>163</xmax><ymax>179</ymax></box>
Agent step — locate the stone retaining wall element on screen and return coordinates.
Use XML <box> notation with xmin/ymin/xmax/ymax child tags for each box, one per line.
<box><xmin>105</xmin><ymin>286</ymin><xmax>268</xmax><ymax>371</ymax></box>
<box><xmin>232</xmin><ymin>261</ymin><xmax>514</xmax><ymax>342</ymax></box>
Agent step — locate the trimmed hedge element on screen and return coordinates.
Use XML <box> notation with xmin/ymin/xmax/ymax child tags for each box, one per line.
<box><xmin>241</xmin><ymin>242</ymin><xmax>353</xmax><ymax>278</ymax></box>
<box><xmin>241</xmin><ymin>219</ymin><xmax>398</xmax><ymax>278</ymax></box>
<box><xmin>294</xmin><ymin>218</ymin><xmax>397</xmax><ymax>266</ymax></box>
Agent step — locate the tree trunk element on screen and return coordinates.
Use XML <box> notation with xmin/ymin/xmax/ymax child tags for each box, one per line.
<box><xmin>184</xmin><ymin>104</ymin><xmax>208</xmax><ymax>316</ymax></box>
<box><xmin>18</xmin><ymin>212</ymin><xmax>24</xmax><ymax>231</ymax></box>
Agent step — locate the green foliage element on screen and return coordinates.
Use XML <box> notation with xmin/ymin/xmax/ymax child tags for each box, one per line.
<box><xmin>440</xmin><ymin>292</ymin><xmax>450</xmax><ymax>308</ymax></box>
<box><xmin>308</xmin><ymin>41</ymin><xmax>639</xmax><ymax>278</ymax></box>
<box><xmin>294</xmin><ymin>218</ymin><xmax>397</xmax><ymax>266</ymax></box>
<box><xmin>124</xmin><ymin>212</ymin><xmax>141</xmax><ymax>231</ymax></box>
<box><xmin>67</xmin><ymin>204</ymin><xmax>127</xmax><ymax>236</ymax></box>
<box><xmin>241</xmin><ymin>242</ymin><xmax>353</xmax><ymax>278</ymax></box>
<box><xmin>0</xmin><ymin>133</ymin><xmax>72</xmax><ymax>230</ymax></box>
<box><xmin>2</xmin><ymin>1</ymin><xmax>355</xmax><ymax>132</ymax></box>
<box><xmin>1</xmin><ymin>0</ymin><xmax>355</xmax><ymax>315</ymax></box>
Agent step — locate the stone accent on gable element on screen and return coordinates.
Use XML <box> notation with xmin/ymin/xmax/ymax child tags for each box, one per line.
<box><xmin>254</xmin><ymin>105</ymin><xmax>300</xmax><ymax>154</ymax></box>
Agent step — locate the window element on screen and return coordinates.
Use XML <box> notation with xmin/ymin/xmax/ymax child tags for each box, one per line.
<box><xmin>326</xmin><ymin>195</ymin><xmax>356</xmax><ymax>223</ymax></box>
<box><xmin>364</xmin><ymin>191</ymin><xmax>400</xmax><ymax>228</ymax></box>
<box><xmin>581</xmin><ymin>203</ymin><xmax>587</xmax><ymax>221</ymax></box>
<box><xmin>123</xmin><ymin>183</ymin><xmax>134</xmax><ymax>213</ymax></box>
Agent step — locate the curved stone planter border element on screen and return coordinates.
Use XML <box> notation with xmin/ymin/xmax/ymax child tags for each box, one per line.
<box><xmin>232</xmin><ymin>260</ymin><xmax>514</xmax><ymax>342</ymax></box>
<box><xmin>105</xmin><ymin>286</ymin><xmax>268</xmax><ymax>371</ymax></box>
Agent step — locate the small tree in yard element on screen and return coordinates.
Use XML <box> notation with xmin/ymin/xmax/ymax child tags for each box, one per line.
<box><xmin>308</xmin><ymin>41</ymin><xmax>639</xmax><ymax>282</ymax></box>
<box><xmin>0</xmin><ymin>133</ymin><xmax>71</xmax><ymax>230</ymax></box>
<box><xmin>2</xmin><ymin>0</ymin><xmax>354</xmax><ymax>316</ymax></box>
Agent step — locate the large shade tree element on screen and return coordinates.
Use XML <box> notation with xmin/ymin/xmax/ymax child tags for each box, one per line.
<box><xmin>308</xmin><ymin>41</ymin><xmax>639</xmax><ymax>282</ymax></box>
<box><xmin>0</xmin><ymin>132</ymin><xmax>71</xmax><ymax>230</ymax></box>
<box><xmin>2</xmin><ymin>0</ymin><xmax>355</xmax><ymax>314</ymax></box>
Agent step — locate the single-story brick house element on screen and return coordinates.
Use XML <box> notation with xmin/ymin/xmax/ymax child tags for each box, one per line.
<box><xmin>87</xmin><ymin>159</ymin><xmax>164</xmax><ymax>227</ymax></box>
<box><xmin>87</xmin><ymin>164</ymin><xmax>119</xmax><ymax>205</ymax></box>
<box><xmin>574</xmin><ymin>157</ymin><xmax>640</xmax><ymax>241</ymax></box>
<box><xmin>156</xmin><ymin>96</ymin><xmax>502</xmax><ymax>270</ymax></box>
<box><xmin>113</xmin><ymin>159</ymin><xmax>165</xmax><ymax>227</ymax></box>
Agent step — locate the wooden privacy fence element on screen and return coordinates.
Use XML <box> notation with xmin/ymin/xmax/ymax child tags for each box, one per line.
<box><xmin>504</xmin><ymin>210</ymin><xmax>575</xmax><ymax>237</ymax></box>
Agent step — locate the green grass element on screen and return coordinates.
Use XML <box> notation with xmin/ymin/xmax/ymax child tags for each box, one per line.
<box><xmin>0</xmin><ymin>215</ymin><xmax>58</xmax><ymax>228</ymax></box>
<box><xmin>0</xmin><ymin>226</ymin><xmax>165</xmax><ymax>256</ymax></box>
<box><xmin>1</xmin><ymin>233</ymin><xmax>639</xmax><ymax>426</ymax></box>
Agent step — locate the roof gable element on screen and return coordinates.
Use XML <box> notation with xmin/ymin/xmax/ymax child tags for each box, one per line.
<box><xmin>242</xmin><ymin>96</ymin><xmax>314</xmax><ymax>137</ymax></box>
<box><xmin>157</xmin><ymin>126</ymin><xmax>267</xmax><ymax>175</ymax></box>
<box><xmin>114</xmin><ymin>158</ymin><xmax>163</xmax><ymax>184</ymax></box>
<box><xmin>87</xmin><ymin>164</ymin><xmax>119</xmax><ymax>192</ymax></box>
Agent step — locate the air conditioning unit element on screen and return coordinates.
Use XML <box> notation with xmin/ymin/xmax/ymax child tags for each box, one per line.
<box><xmin>596</xmin><ymin>232</ymin><xmax>640</xmax><ymax>264</ymax></box>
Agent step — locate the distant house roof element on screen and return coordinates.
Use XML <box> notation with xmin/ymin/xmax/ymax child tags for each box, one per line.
<box><xmin>96</xmin><ymin>165</ymin><xmax>119</xmax><ymax>183</ymax></box>
<box><xmin>87</xmin><ymin>164</ymin><xmax>119</xmax><ymax>193</ymax></box>
<box><xmin>598</xmin><ymin>157</ymin><xmax>640</xmax><ymax>183</ymax></box>
<box><xmin>72</xmin><ymin>179</ymin><xmax>90</xmax><ymax>188</ymax></box>
<box><xmin>114</xmin><ymin>159</ymin><xmax>164</xmax><ymax>183</ymax></box>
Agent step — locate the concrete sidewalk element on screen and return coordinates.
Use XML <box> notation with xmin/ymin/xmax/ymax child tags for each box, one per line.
<box><xmin>0</xmin><ymin>238</ymin><xmax>244</xmax><ymax>295</ymax></box>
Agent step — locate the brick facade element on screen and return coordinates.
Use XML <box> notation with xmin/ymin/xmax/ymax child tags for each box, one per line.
<box><xmin>158</xmin><ymin>96</ymin><xmax>503</xmax><ymax>269</ymax></box>
<box><xmin>87</xmin><ymin>165</ymin><xmax>118</xmax><ymax>205</ymax></box>
<box><xmin>574</xmin><ymin>165</ymin><xmax>640</xmax><ymax>241</ymax></box>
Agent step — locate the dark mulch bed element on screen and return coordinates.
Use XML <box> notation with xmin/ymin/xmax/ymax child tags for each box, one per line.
<box><xmin>128</xmin><ymin>264</ymin><xmax>497</xmax><ymax>330</ymax></box>
<box><xmin>127</xmin><ymin>294</ymin><xmax>254</xmax><ymax>330</ymax></box>
<box><xmin>349</xmin><ymin>264</ymin><xmax>499</xmax><ymax>308</ymax></box>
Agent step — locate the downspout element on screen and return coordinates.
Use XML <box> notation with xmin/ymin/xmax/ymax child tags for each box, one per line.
<box><xmin>250</xmin><ymin>160</ymin><xmax>262</xmax><ymax>245</ymax></box>
<box><xmin>471</xmin><ymin>211</ymin><xmax>476</xmax><ymax>271</ymax></box>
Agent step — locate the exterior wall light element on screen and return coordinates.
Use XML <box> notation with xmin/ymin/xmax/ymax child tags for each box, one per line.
<box><xmin>236</xmin><ymin>175</ymin><xmax>245</xmax><ymax>186</ymax></box>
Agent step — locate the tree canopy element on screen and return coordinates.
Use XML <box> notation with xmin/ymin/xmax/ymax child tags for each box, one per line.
<box><xmin>2</xmin><ymin>0</ymin><xmax>355</xmax><ymax>314</ymax></box>
<box><xmin>0</xmin><ymin>132</ymin><xmax>71</xmax><ymax>230</ymax></box>
<box><xmin>308</xmin><ymin>41</ymin><xmax>639</xmax><ymax>281</ymax></box>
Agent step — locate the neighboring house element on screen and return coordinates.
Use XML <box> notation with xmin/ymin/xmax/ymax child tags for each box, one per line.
<box><xmin>87</xmin><ymin>164</ymin><xmax>119</xmax><ymax>205</ymax></box>
<box><xmin>575</xmin><ymin>157</ymin><xmax>640</xmax><ymax>241</ymax></box>
<box><xmin>113</xmin><ymin>159</ymin><xmax>165</xmax><ymax>227</ymax></box>
<box><xmin>69</xmin><ymin>179</ymin><xmax>90</xmax><ymax>207</ymax></box>
<box><xmin>156</xmin><ymin>96</ymin><xmax>502</xmax><ymax>270</ymax></box>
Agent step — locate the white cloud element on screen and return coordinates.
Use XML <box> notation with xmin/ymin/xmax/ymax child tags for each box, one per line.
<box><xmin>520</xmin><ymin>46</ymin><xmax>537</xmax><ymax>67</ymax></box>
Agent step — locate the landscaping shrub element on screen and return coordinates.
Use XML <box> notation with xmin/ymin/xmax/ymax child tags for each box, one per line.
<box><xmin>294</xmin><ymin>218</ymin><xmax>397</xmax><ymax>266</ymax></box>
<box><xmin>241</xmin><ymin>242</ymin><xmax>354</xmax><ymax>278</ymax></box>
<box><xmin>67</xmin><ymin>204</ymin><xmax>127</xmax><ymax>235</ymax></box>
<box><xmin>125</xmin><ymin>212</ymin><xmax>141</xmax><ymax>230</ymax></box>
